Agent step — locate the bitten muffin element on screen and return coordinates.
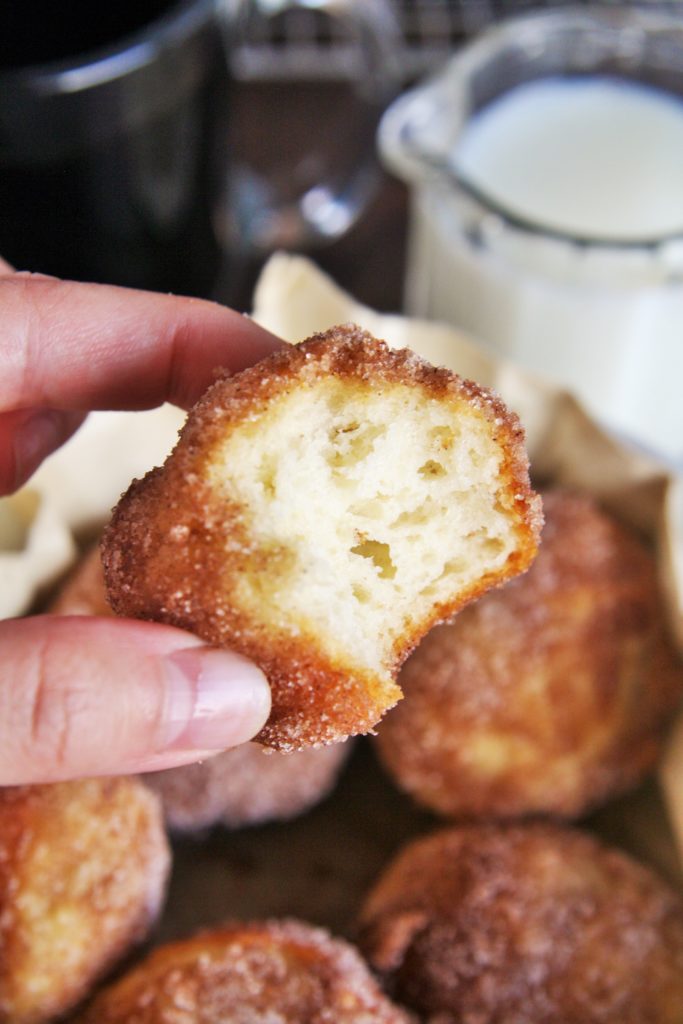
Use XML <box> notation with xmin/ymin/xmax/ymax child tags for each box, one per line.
<box><xmin>75</xmin><ymin>919</ymin><xmax>415</xmax><ymax>1023</ymax></box>
<box><xmin>0</xmin><ymin>777</ymin><xmax>170</xmax><ymax>1024</ymax></box>
<box><xmin>375</xmin><ymin>489</ymin><xmax>683</xmax><ymax>819</ymax></box>
<box><xmin>357</xmin><ymin>822</ymin><xmax>683</xmax><ymax>1024</ymax></box>
<box><xmin>50</xmin><ymin>547</ymin><xmax>353</xmax><ymax>831</ymax></box>
<box><xmin>102</xmin><ymin>325</ymin><xmax>541</xmax><ymax>751</ymax></box>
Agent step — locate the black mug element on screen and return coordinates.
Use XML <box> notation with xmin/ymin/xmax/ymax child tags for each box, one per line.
<box><xmin>0</xmin><ymin>0</ymin><xmax>398</xmax><ymax>297</ymax></box>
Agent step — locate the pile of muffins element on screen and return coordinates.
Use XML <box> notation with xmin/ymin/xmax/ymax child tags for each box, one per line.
<box><xmin>2</xmin><ymin>332</ymin><xmax>683</xmax><ymax>1023</ymax></box>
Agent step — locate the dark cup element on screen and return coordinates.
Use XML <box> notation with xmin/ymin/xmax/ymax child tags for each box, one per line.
<box><xmin>0</xmin><ymin>0</ymin><xmax>397</xmax><ymax>298</ymax></box>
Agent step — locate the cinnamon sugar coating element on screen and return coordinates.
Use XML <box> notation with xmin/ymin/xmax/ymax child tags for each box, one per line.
<box><xmin>375</xmin><ymin>489</ymin><xmax>683</xmax><ymax>819</ymax></box>
<box><xmin>102</xmin><ymin>325</ymin><xmax>541</xmax><ymax>751</ymax></box>
<box><xmin>357</xmin><ymin>823</ymin><xmax>683</xmax><ymax>1023</ymax></box>
<box><xmin>75</xmin><ymin>919</ymin><xmax>414</xmax><ymax>1023</ymax></box>
<box><xmin>0</xmin><ymin>778</ymin><xmax>170</xmax><ymax>1024</ymax></box>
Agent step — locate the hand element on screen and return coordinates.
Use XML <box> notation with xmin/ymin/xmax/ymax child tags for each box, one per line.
<box><xmin>0</xmin><ymin>258</ymin><xmax>283</xmax><ymax>784</ymax></box>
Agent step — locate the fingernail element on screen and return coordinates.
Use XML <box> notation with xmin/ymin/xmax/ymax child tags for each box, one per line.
<box><xmin>161</xmin><ymin>647</ymin><xmax>271</xmax><ymax>751</ymax></box>
<box><xmin>12</xmin><ymin>270</ymin><xmax>58</xmax><ymax>280</ymax></box>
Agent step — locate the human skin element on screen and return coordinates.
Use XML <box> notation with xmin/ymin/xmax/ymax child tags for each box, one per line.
<box><xmin>0</xmin><ymin>257</ymin><xmax>284</xmax><ymax>784</ymax></box>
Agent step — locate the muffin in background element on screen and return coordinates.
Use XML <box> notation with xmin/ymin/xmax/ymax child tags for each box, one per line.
<box><xmin>375</xmin><ymin>489</ymin><xmax>683</xmax><ymax>819</ymax></box>
<box><xmin>75</xmin><ymin>918</ymin><xmax>414</xmax><ymax>1023</ymax></box>
<box><xmin>144</xmin><ymin>739</ymin><xmax>352</xmax><ymax>832</ymax></box>
<box><xmin>0</xmin><ymin>777</ymin><xmax>170</xmax><ymax>1024</ymax></box>
<box><xmin>357</xmin><ymin>822</ymin><xmax>683</xmax><ymax>1024</ymax></box>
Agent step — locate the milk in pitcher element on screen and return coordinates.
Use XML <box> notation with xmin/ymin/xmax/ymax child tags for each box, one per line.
<box><xmin>404</xmin><ymin>76</ymin><xmax>683</xmax><ymax>463</ymax></box>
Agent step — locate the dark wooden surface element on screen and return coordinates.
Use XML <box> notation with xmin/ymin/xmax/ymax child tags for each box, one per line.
<box><xmin>160</xmin><ymin>741</ymin><xmax>435</xmax><ymax>944</ymax></box>
<box><xmin>161</xmin><ymin>742</ymin><xmax>681</xmax><ymax>947</ymax></box>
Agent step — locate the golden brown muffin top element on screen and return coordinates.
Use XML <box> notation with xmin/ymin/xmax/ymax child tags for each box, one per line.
<box><xmin>76</xmin><ymin>919</ymin><xmax>414</xmax><ymax>1023</ymax></box>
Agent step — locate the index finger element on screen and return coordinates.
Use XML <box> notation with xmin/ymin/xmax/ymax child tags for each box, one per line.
<box><xmin>0</xmin><ymin>274</ymin><xmax>284</xmax><ymax>413</ymax></box>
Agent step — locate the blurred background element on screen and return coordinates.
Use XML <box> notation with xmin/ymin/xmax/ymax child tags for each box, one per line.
<box><xmin>229</xmin><ymin>0</ymin><xmax>683</xmax><ymax>310</ymax></box>
<box><xmin>3</xmin><ymin>0</ymin><xmax>681</xmax><ymax>310</ymax></box>
<box><xmin>2</xmin><ymin>0</ymin><xmax>681</xmax><ymax>460</ymax></box>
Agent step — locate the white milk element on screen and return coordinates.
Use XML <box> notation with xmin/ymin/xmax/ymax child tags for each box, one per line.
<box><xmin>399</xmin><ymin>76</ymin><xmax>683</xmax><ymax>464</ymax></box>
<box><xmin>454</xmin><ymin>77</ymin><xmax>683</xmax><ymax>242</ymax></box>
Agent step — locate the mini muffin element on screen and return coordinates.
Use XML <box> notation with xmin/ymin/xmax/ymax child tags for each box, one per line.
<box><xmin>375</xmin><ymin>489</ymin><xmax>683</xmax><ymax>819</ymax></box>
<box><xmin>145</xmin><ymin>740</ymin><xmax>351</xmax><ymax>832</ymax></box>
<box><xmin>75</xmin><ymin>919</ymin><xmax>414</xmax><ymax>1023</ymax></box>
<box><xmin>357</xmin><ymin>822</ymin><xmax>683</xmax><ymax>1024</ymax></box>
<box><xmin>0</xmin><ymin>777</ymin><xmax>170</xmax><ymax>1024</ymax></box>
<box><xmin>48</xmin><ymin>542</ymin><xmax>113</xmax><ymax>617</ymax></box>
<box><xmin>50</xmin><ymin>548</ymin><xmax>353</xmax><ymax>831</ymax></box>
<box><xmin>102</xmin><ymin>325</ymin><xmax>541</xmax><ymax>751</ymax></box>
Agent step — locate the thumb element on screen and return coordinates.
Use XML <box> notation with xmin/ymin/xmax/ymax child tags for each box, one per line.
<box><xmin>0</xmin><ymin>615</ymin><xmax>271</xmax><ymax>784</ymax></box>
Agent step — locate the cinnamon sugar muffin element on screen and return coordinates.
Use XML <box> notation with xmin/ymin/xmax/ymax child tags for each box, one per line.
<box><xmin>375</xmin><ymin>489</ymin><xmax>683</xmax><ymax>819</ymax></box>
<box><xmin>75</xmin><ymin>919</ymin><xmax>414</xmax><ymax>1023</ymax></box>
<box><xmin>0</xmin><ymin>777</ymin><xmax>169</xmax><ymax>1024</ymax></box>
<box><xmin>102</xmin><ymin>325</ymin><xmax>541</xmax><ymax>751</ymax></box>
<box><xmin>145</xmin><ymin>740</ymin><xmax>351</xmax><ymax>832</ymax></box>
<box><xmin>357</xmin><ymin>823</ymin><xmax>683</xmax><ymax>1023</ymax></box>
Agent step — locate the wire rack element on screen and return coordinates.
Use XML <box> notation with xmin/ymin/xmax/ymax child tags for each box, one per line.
<box><xmin>235</xmin><ymin>0</ymin><xmax>683</xmax><ymax>81</ymax></box>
